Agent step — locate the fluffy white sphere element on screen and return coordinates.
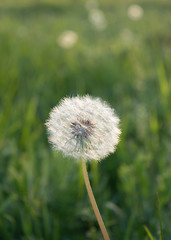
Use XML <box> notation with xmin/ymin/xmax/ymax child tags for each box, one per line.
<box><xmin>46</xmin><ymin>95</ymin><xmax>121</xmax><ymax>161</ymax></box>
<box><xmin>127</xmin><ymin>4</ymin><xmax>144</xmax><ymax>20</ymax></box>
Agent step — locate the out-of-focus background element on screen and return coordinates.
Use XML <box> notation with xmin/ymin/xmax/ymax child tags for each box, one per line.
<box><xmin>0</xmin><ymin>0</ymin><xmax>171</xmax><ymax>239</ymax></box>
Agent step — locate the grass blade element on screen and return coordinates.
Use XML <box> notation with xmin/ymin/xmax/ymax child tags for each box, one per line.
<box><xmin>144</xmin><ymin>225</ymin><xmax>155</xmax><ymax>240</ymax></box>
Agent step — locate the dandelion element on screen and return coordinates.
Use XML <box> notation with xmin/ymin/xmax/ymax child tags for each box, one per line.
<box><xmin>127</xmin><ymin>4</ymin><xmax>144</xmax><ymax>20</ymax></box>
<box><xmin>57</xmin><ymin>30</ymin><xmax>78</xmax><ymax>49</ymax></box>
<box><xmin>46</xmin><ymin>95</ymin><xmax>121</xmax><ymax>240</ymax></box>
<box><xmin>46</xmin><ymin>95</ymin><xmax>120</xmax><ymax>161</ymax></box>
<box><xmin>88</xmin><ymin>9</ymin><xmax>107</xmax><ymax>31</ymax></box>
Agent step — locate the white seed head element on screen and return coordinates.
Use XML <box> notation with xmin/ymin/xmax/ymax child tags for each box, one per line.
<box><xmin>88</xmin><ymin>9</ymin><xmax>107</xmax><ymax>31</ymax></box>
<box><xmin>46</xmin><ymin>95</ymin><xmax>121</xmax><ymax>161</ymax></box>
<box><xmin>57</xmin><ymin>30</ymin><xmax>78</xmax><ymax>49</ymax></box>
<box><xmin>127</xmin><ymin>4</ymin><xmax>144</xmax><ymax>20</ymax></box>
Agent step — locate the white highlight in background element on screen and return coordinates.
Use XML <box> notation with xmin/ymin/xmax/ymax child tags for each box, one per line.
<box><xmin>127</xmin><ymin>4</ymin><xmax>144</xmax><ymax>20</ymax></box>
<box><xmin>57</xmin><ymin>31</ymin><xmax>78</xmax><ymax>49</ymax></box>
<box><xmin>88</xmin><ymin>9</ymin><xmax>107</xmax><ymax>31</ymax></box>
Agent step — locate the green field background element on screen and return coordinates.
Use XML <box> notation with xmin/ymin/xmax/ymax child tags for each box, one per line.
<box><xmin>0</xmin><ymin>0</ymin><xmax>171</xmax><ymax>239</ymax></box>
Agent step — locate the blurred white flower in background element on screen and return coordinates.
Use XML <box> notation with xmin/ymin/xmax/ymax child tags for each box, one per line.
<box><xmin>88</xmin><ymin>9</ymin><xmax>107</xmax><ymax>31</ymax></box>
<box><xmin>85</xmin><ymin>0</ymin><xmax>99</xmax><ymax>10</ymax></box>
<box><xmin>127</xmin><ymin>4</ymin><xmax>144</xmax><ymax>20</ymax></box>
<box><xmin>57</xmin><ymin>30</ymin><xmax>78</xmax><ymax>49</ymax></box>
<box><xmin>46</xmin><ymin>95</ymin><xmax>121</xmax><ymax>161</ymax></box>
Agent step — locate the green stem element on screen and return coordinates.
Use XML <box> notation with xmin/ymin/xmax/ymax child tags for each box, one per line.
<box><xmin>81</xmin><ymin>160</ymin><xmax>110</xmax><ymax>240</ymax></box>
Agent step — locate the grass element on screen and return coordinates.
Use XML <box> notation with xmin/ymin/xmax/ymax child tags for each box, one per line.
<box><xmin>0</xmin><ymin>0</ymin><xmax>171</xmax><ymax>239</ymax></box>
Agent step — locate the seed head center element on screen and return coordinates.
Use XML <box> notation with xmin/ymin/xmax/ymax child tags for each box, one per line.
<box><xmin>70</xmin><ymin>119</ymin><xmax>94</xmax><ymax>139</ymax></box>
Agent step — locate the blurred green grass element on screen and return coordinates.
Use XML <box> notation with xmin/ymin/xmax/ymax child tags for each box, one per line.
<box><xmin>0</xmin><ymin>0</ymin><xmax>171</xmax><ymax>239</ymax></box>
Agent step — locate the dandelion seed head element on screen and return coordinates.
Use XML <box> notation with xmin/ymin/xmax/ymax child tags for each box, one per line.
<box><xmin>127</xmin><ymin>4</ymin><xmax>144</xmax><ymax>20</ymax></box>
<box><xmin>88</xmin><ymin>9</ymin><xmax>107</xmax><ymax>31</ymax></box>
<box><xmin>46</xmin><ymin>95</ymin><xmax>121</xmax><ymax>161</ymax></box>
<box><xmin>57</xmin><ymin>30</ymin><xmax>78</xmax><ymax>49</ymax></box>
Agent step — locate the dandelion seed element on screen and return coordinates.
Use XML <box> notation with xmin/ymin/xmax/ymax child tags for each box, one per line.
<box><xmin>88</xmin><ymin>9</ymin><xmax>107</xmax><ymax>31</ymax></box>
<box><xmin>127</xmin><ymin>4</ymin><xmax>144</xmax><ymax>20</ymax></box>
<box><xmin>46</xmin><ymin>95</ymin><xmax>121</xmax><ymax>161</ymax></box>
<box><xmin>57</xmin><ymin>30</ymin><xmax>78</xmax><ymax>49</ymax></box>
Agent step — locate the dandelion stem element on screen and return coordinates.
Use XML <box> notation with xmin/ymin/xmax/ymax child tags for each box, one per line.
<box><xmin>81</xmin><ymin>160</ymin><xmax>110</xmax><ymax>240</ymax></box>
